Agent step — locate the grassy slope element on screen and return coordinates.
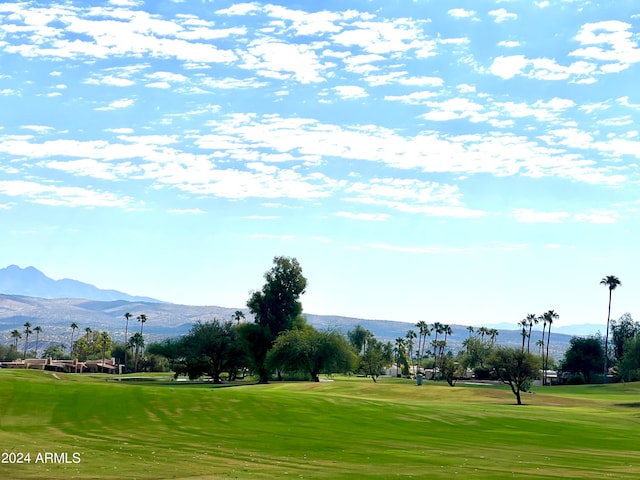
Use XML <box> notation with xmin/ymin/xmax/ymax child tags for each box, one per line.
<box><xmin>1</xmin><ymin>371</ymin><xmax>640</xmax><ymax>479</ymax></box>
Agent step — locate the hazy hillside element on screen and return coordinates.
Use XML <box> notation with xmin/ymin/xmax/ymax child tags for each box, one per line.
<box><xmin>0</xmin><ymin>294</ymin><xmax>574</xmax><ymax>359</ymax></box>
<box><xmin>0</xmin><ymin>265</ymin><xmax>162</xmax><ymax>303</ymax></box>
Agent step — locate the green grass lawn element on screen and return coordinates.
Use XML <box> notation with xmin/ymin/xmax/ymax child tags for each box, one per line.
<box><xmin>2</xmin><ymin>370</ymin><xmax>640</xmax><ymax>479</ymax></box>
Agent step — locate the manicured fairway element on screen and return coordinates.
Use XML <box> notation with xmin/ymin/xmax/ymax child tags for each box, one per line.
<box><xmin>1</xmin><ymin>370</ymin><xmax>640</xmax><ymax>479</ymax></box>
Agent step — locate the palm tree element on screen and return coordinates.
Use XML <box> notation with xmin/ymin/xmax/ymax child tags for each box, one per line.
<box><xmin>70</xmin><ymin>322</ymin><xmax>79</xmax><ymax>357</ymax></box>
<box><xmin>137</xmin><ymin>314</ymin><xmax>147</xmax><ymax>335</ymax></box>
<box><xmin>519</xmin><ymin>318</ymin><xmax>528</xmax><ymax>352</ymax></box>
<box><xmin>536</xmin><ymin>339</ymin><xmax>544</xmax><ymax>357</ymax></box>
<box><xmin>539</xmin><ymin>314</ymin><xmax>547</xmax><ymax>365</ymax></box>
<box><xmin>437</xmin><ymin>324</ymin><xmax>453</xmax><ymax>379</ymax></box>
<box><xmin>129</xmin><ymin>332</ymin><xmax>145</xmax><ymax>372</ymax></box>
<box><xmin>85</xmin><ymin>327</ymin><xmax>92</xmax><ymax>341</ymax></box>
<box><xmin>465</xmin><ymin>326</ymin><xmax>474</xmax><ymax>353</ymax></box>
<box><xmin>23</xmin><ymin>322</ymin><xmax>32</xmax><ymax>359</ymax></box>
<box><xmin>489</xmin><ymin>328</ymin><xmax>499</xmax><ymax>346</ymax></box>
<box><xmin>543</xmin><ymin>310</ymin><xmax>559</xmax><ymax>386</ymax></box>
<box><xmin>431</xmin><ymin>322</ymin><xmax>443</xmax><ymax>380</ymax></box>
<box><xmin>124</xmin><ymin>312</ymin><xmax>132</xmax><ymax>371</ymax></box>
<box><xmin>10</xmin><ymin>329</ymin><xmax>21</xmax><ymax>351</ymax></box>
<box><xmin>525</xmin><ymin>314</ymin><xmax>538</xmax><ymax>353</ymax></box>
<box><xmin>601</xmin><ymin>275</ymin><xmax>621</xmax><ymax>383</ymax></box>
<box><xmin>33</xmin><ymin>326</ymin><xmax>43</xmax><ymax>358</ymax></box>
<box><xmin>477</xmin><ymin>326</ymin><xmax>490</xmax><ymax>343</ymax></box>
<box><xmin>415</xmin><ymin>321</ymin><xmax>430</xmax><ymax>372</ymax></box>
<box><xmin>405</xmin><ymin>329</ymin><xmax>416</xmax><ymax>375</ymax></box>
<box><xmin>101</xmin><ymin>331</ymin><xmax>110</xmax><ymax>373</ymax></box>
<box><xmin>233</xmin><ymin>310</ymin><xmax>245</xmax><ymax>325</ymax></box>
<box><xmin>394</xmin><ymin>337</ymin><xmax>406</xmax><ymax>376</ymax></box>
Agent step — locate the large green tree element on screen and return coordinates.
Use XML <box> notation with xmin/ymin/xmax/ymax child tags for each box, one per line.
<box><xmin>610</xmin><ymin>313</ymin><xmax>638</xmax><ymax>364</ymax></box>
<box><xmin>619</xmin><ymin>336</ymin><xmax>640</xmax><ymax>382</ymax></box>
<box><xmin>601</xmin><ymin>275</ymin><xmax>621</xmax><ymax>383</ymax></box>
<box><xmin>181</xmin><ymin>320</ymin><xmax>243</xmax><ymax>383</ymax></box>
<box><xmin>267</xmin><ymin>325</ymin><xmax>356</xmax><ymax>381</ymax></box>
<box><xmin>561</xmin><ymin>337</ymin><xmax>604</xmax><ymax>383</ymax></box>
<box><xmin>359</xmin><ymin>337</ymin><xmax>393</xmax><ymax>383</ymax></box>
<box><xmin>244</xmin><ymin>256</ymin><xmax>307</xmax><ymax>383</ymax></box>
<box><xmin>488</xmin><ymin>347</ymin><xmax>540</xmax><ymax>405</ymax></box>
<box><xmin>74</xmin><ymin>330</ymin><xmax>113</xmax><ymax>361</ymax></box>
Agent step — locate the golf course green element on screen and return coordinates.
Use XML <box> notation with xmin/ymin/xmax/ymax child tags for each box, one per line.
<box><xmin>1</xmin><ymin>370</ymin><xmax>639</xmax><ymax>479</ymax></box>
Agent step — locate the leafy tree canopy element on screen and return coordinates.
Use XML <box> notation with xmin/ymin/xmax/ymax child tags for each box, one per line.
<box><xmin>560</xmin><ymin>336</ymin><xmax>604</xmax><ymax>384</ymax></box>
<box><xmin>244</xmin><ymin>256</ymin><xmax>308</xmax><ymax>383</ymax></box>
<box><xmin>267</xmin><ymin>324</ymin><xmax>356</xmax><ymax>381</ymax></box>
<box><xmin>488</xmin><ymin>347</ymin><xmax>540</xmax><ymax>405</ymax></box>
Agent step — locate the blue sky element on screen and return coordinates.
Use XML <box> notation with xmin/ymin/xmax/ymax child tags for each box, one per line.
<box><xmin>1</xmin><ymin>0</ymin><xmax>638</xmax><ymax>328</ymax></box>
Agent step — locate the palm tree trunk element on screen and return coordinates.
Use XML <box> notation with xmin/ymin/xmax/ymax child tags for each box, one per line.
<box><xmin>527</xmin><ymin>325</ymin><xmax>533</xmax><ymax>353</ymax></box>
<box><xmin>604</xmin><ymin>289</ymin><xmax>612</xmax><ymax>384</ymax></box>
<box><xmin>545</xmin><ymin>326</ymin><xmax>552</xmax><ymax>386</ymax></box>
<box><xmin>540</xmin><ymin>322</ymin><xmax>547</xmax><ymax>385</ymax></box>
<box><xmin>124</xmin><ymin>319</ymin><xmax>129</xmax><ymax>373</ymax></box>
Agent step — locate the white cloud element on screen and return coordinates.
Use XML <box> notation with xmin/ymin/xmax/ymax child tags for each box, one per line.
<box><xmin>448</xmin><ymin>9</ymin><xmax>476</xmax><ymax>19</ymax></box>
<box><xmin>0</xmin><ymin>180</ymin><xmax>132</xmax><ymax>208</ymax></box>
<box><xmin>239</xmin><ymin>40</ymin><xmax>330</xmax><ymax>83</ymax></box>
<box><xmin>95</xmin><ymin>98</ymin><xmax>135</xmax><ymax>110</ymax></box>
<box><xmin>489</xmin><ymin>8</ymin><xmax>518</xmax><ymax>23</ymax></box>
<box><xmin>215</xmin><ymin>3</ymin><xmax>261</xmax><ymax>16</ymax></box>
<box><xmin>333</xmin><ymin>85</ymin><xmax>368</xmax><ymax>99</ymax></box>
<box><xmin>249</xmin><ymin>233</ymin><xmax>294</xmax><ymax>240</ymax></box>
<box><xmin>335</xmin><ymin>211</ymin><xmax>389</xmax><ymax>221</ymax></box>
<box><xmin>168</xmin><ymin>208</ymin><xmax>206</xmax><ymax>214</ymax></box>
<box><xmin>512</xmin><ymin>209</ymin><xmax>571</xmax><ymax>223</ymax></box>
<box><xmin>498</xmin><ymin>40</ymin><xmax>520</xmax><ymax>48</ymax></box>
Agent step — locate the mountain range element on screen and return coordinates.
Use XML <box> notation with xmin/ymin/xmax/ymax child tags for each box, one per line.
<box><xmin>0</xmin><ymin>265</ymin><xmax>593</xmax><ymax>358</ymax></box>
<box><xmin>0</xmin><ymin>265</ymin><xmax>162</xmax><ymax>303</ymax></box>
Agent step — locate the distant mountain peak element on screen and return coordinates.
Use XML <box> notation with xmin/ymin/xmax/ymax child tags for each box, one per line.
<box><xmin>0</xmin><ymin>265</ymin><xmax>163</xmax><ymax>303</ymax></box>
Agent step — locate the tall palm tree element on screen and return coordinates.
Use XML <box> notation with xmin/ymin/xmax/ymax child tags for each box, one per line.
<box><xmin>519</xmin><ymin>318</ymin><xmax>528</xmax><ymax>352</ymax></box>
<box><xmin>543</xmin><ymin>310</ymin><xmax>559</xmax><ymax>386</ymax></box>
<box><xmin>405</xmin><ymin>329</ymin><xmax>416</xmax><ymax>375</ymax></box>
<box><xmin>130</xmin><ymin>332</ymin><xmax>145</xmax><ymax>372</ymax></box>
<box><xmin>415</xmin><ymin>321</ymin><xmax>430</xmax><ymax>372</ymax></box>
<box><xmin>489</xmin><ymin>328</ymin><xmax>499</xmax><ymax>346</ymax></box>
<box><xmin>525</xmin><ymin>314</ymin><xmax>538</xmax><ymax>353</ymax></box>
<box><xmin>394</xmin><ymin>337</ymin><xmax>406</xmax><ymax>376</ymax></box>
<box><xmin>431</xmin><ymin>322</ymin><xmax>443</xmax><ymax>380</ymax></box>
<box><xmin>11</xmin><ymin>329</ymin><xmax>22</xmax><ymax>351</ymax></box>
<box><xmin>137</xmin><ymin>314</ymin><xmax>148</xmax><ymax>367</ymax></box>
<box><xmin>539</xmin><ymin>314</ymin><xmax>547</xmax><ymax>364</ymax></box>
<box><xmin>101</xmin><ymin>331</ymin><xmax>110</xmax><ymax>372</ymax></box>
<box><xmin>438</xmin><ymin>324</ymin><xmax>453</xmax><ymax>379</ymax></box>
<box><xmin>137</xmin><ymin>314</ymin><xmax>147</xmax><ymax>335</ymax></box>
<box><xmin>601</xmin><ymin>275</ymin><xmax>621</xmax><ymax>383</ymax></box>
<box><xmin>33</xmin><ymin>326</ymin><xmax>43</xmax><ymax>358</ymax></box>
<box><xmin>124</xmin><ymin>312</ymin><xmax>132</xmax><ymax>371</ymax></box>
<box><xmin>23</xmin><ymin>322</ymin><xmax>32</xmax><ymax>359</ymax></box>
<box><xmin>70</xmin><ymin>322</ymin><xmax>79</xmax><ymax>357</ymax></box>
<box><xmin>477</xmin><ymin>326</ymin><xmax>489</xmax><ymax>342</ymax></box>
<box><xmin>233</xmin><ymin>310</ymin><xmax>245</xmax><ymax>325</ymax></box>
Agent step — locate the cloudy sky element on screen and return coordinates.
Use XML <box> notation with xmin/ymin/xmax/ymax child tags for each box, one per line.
<box><xmin>1</xmin><ymin>0</ymin><xmax>638</xmax><ymax>329</ymax></box>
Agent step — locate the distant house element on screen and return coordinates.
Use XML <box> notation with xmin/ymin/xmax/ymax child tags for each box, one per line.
<box><xmin>0</xmin><ymin>357</ymin><xmax>118</xmax><ymax>374</ymax></box>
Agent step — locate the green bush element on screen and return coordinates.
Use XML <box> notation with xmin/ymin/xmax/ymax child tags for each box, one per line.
<box><xmin>473</xmin><ymin>366</ymin><xmax>492</xmax><ymax>380</ymax></box>
<box><xmin>566</xmin><ymin>373</ymin><xmax>586</xmax><ymax>385</ymax></box>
